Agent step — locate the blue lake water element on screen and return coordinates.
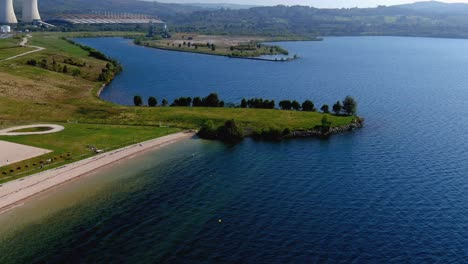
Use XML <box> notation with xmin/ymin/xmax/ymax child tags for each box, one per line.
<box><xmin>1</xmin><ymin>36</ymin><xmax>468</xmax><ymax>263</ymax></box>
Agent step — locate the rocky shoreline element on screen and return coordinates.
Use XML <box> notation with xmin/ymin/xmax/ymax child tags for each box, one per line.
<box><xmin>287</xmin><ymin>118</ymin><xmax>364</xmax><ymax>139</ymax></box>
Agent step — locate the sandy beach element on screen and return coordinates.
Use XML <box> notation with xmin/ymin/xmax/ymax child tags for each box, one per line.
<box><xmin>0</xmin><ymin>131</ymin><xmax>195</xmax><ymax>214</ymax></box>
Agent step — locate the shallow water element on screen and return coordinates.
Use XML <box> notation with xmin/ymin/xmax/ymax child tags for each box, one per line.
<box><xmin>1</xmin><ymin>36</ymin><xmax>468</xmax><ymax>262</ymax></box>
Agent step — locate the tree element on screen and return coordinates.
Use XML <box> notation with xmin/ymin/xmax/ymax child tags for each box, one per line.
<box><xmin>292</xmin><ymin>100</ymin><xmax>301</xmax><ymax>111</ymax></box>
<box><xmin>241</xmin><ymin>98</ymin><xmax>247</xmax><ymax>108</ymax></box>
<box><xmin>193</xmin><ymin>97</ymin><xmax>202</xmax><ymax>107</ymax></box>
<box><xmin>279</xmin><ymin>100</ymin><xmax>292</xmax><ymax>110</ymax></box>
<box><xmin>134</xmin><ymin>95</ymin><xmax>143</xmax><ymax>106</ymax></box>
<box><xmin>320</xmin><ymin>104</ymin><xmax>330</xmax><ymax>113</ymax></box>
<box><xmin>62</xmin><ymin>65</ymin><xmax>68</xmax><ymax>73</ymax></box>
<box><xmin>332</xmin><ymin>101</ymin><xmax>342</xmax><ymax>115</ymax></box>
<box><xmin>162</xmin><ymin>98</ymin><xmax>168</xmax><ymax>106</ymax></box>
<box><xmin>302</xmin><ymin>100</ymin><xmax>315</xmax><ymax>111</ymax></box>
<box><xmin>148</xmin><ymin>96</ymin><xmax>157</xmax><ymax>107</ymax></box>
<box><xmin>211</xmin><ymin>44</ymin><xmax>216</xmax><ymax>51</ymax></box>
<box><xmin>203</xmin><ymin>93</ymin><xmax>221</xmax><ymax>107</ymax></box>
<box><xmin>342</xmin><ymin>96</ymin><xmax>357</xmax><ymax>115</ymax></box>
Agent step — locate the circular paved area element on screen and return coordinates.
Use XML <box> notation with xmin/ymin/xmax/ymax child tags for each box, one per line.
<box><xmin>0</xmin><ymin>124</ymin><xmax>65</xmax><ymax>136</ymax></box>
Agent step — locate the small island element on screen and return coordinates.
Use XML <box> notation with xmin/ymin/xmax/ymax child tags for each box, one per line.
<box><xmin>133</xmin><ymin>33</ymin><xmax>318</xmax><ymax>61</ymax></box>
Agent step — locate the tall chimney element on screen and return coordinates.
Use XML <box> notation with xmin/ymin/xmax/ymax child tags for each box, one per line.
<box><xmin>22</xmin><ymin>0</ymin><xmax>41</xmax><ymax>23</ymax></box>
<box><xmin>0</xmin><ymin>0</ymin><xmax>17</xmax><ymax>24</ymax></box>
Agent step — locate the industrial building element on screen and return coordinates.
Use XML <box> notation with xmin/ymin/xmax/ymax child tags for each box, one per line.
<box><xmin>46</xmin><ymin>13</ymin><xmax>164</xmax><ymax>26</ymax></box>
<box><xmin>0</xmin><ymin>0</ymin><xmax>17</xmax><ymax>24</ymax></box>
<box><xmin>23</xmin><ymin>0</ymin><xmax>41</xmax><ymax>23</ymax></box>
<box><xmin>0</xmin><ymin>0</ymin><xmax>41</xmax><ymax>25</ymax></box>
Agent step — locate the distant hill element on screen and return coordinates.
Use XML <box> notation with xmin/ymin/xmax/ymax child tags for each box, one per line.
<box><xmin>180</xmin><ymin>3</ymin><xmax>261</xmax><ymax>10</ymax></box>
<box><xmin>14</xmin><ymin>0</ymin><xmax>468</xmax><ymax>39</ymax></box>
<box><xmin>23</xmin><ymin>0</ymin><xmax>203</xmax><ymax>20</ymax></box>
<box><xmin>396</xmin><ymin>1</ymin><xmax>468</xmax><ymax>14</ymax></box>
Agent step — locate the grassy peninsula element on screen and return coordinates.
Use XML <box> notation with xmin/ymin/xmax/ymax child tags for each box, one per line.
<box><xmin>0</xmin><ymin>32</ymin><xmax>357</xmax><ymax>182</ymax></box>
<box><xmin>135</xmin><ymin>33</ymin><xmax>308</xmax><ymax>60</ymax></box>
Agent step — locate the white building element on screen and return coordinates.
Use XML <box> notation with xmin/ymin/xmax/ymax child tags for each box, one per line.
<box><xmin>1</xmin><ymin>25</ymin><xmax>11</xmax><ymax>33</ymax></box>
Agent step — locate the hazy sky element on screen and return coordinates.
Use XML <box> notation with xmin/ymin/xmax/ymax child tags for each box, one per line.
<box><xmin>154</xmin><ymin>0</ymin><xmax>468</xmax><ymax>8</ymax></box>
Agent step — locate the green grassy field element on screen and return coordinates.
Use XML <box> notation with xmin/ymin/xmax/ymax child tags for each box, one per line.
<box><xmin>0</xmin><ymin>123</ymin><xmax>180</xmax><ymax>183</ymax></box>
<box><xmin>0</xmin><ymin>46</ymin><xmax>36</xmax><ymax>60</ymax></box>
<box><xmin>0</xmin><ymin>31</ymin><xmax>357</xmax><ymax>182</ymax></box>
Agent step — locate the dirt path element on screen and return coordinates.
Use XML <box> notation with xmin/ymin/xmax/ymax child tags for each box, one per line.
<box><xmin>0</xmin><ymin>35</ymin><xmax>45</xmax><ymax>62</ymax></box>
<box><xmin>0</xmin><ymin>124</ymin><xmax>64</xmax><ymax>136</ymax></box>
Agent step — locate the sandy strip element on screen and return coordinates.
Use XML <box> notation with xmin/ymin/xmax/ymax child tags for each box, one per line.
<box><xmin>0</xmin><ymin>141</ymin><xmax>52</xmax><ymax>166</ymax></box>
<box><xmin>0</xmin><ymin>131</ymin><xmax>196</xmax><ymax>214</ymax></box>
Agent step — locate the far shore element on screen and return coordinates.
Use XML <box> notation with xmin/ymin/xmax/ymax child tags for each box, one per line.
<box><xmin>0</xmin><ymin>131</ymin><xmax>196</xmax><ymax>215</ymax></box>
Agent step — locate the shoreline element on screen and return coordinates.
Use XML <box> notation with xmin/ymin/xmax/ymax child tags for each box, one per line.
<box><xmin>0</xmin><ymin>131</ymin><xmax>196</xmax><ymax>215</ymax></box>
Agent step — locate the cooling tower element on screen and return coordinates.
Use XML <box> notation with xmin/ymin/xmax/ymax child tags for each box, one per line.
<box><xmin>22</xmin><ymin>0</ymin><xmax>41</xmax><ymax>23</ymax></box>
<box><xmin>0</xmin><ymin>0</ymin><xmax>18</xmax><ymax>24</ymax></box>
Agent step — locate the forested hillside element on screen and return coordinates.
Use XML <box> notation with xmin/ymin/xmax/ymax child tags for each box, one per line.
<box><xmin>17</xmin><ymin>0</ymin><xmax>468</xmax><ymax>38</ymax></box>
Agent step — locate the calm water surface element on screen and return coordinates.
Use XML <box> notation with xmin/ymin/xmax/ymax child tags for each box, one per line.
<box><xmin>1</xmin><ymin>37</ymin><xmax>468</xmax><ymax>263</ymax></box>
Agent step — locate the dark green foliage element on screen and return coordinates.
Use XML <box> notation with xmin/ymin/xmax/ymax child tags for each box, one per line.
<box><xmin>192</xmin><ymin>97</ymin><xmax>203</xmax><ymax>107</ymax></box>
<box><xmin>321</xmin><ymin>114</ymin><xmax>331</xmax><ymax>127</ymax></box>
<box><xmin>134</xmin><ymin>95</ymin><xmax>143</xmax><ymax>106</ymax></box>
<box><xmin>302</xmin><ymin>100</ymin><xmax>315</xmax><ymax>111</ymax></box>
<box><xmin>40</xmin><ymin>59</ymin><xmax>47</xmax><ymax>69</ymax></box>
<box><xmin>202</xmin><ymin>93</ymin><xmax>223</xmax><ymax>107</ymax></box>
<box><xmin>62</xmin><ymin>65</ymin><xmax>68</xmax><ymax>73</ymax></box>
<box><xmin>342</xmin><ymin>96</ymin><xmax>358</xmax><ymax>115</ymax></box>
<box><xmin>245</xmin><ymin>98</ymin><xmax>275</xmax><ymax>109</ymax></box>
<box><xmin>241</xmin><ymin>98</ymin><xmax>247</xmax><ymax>108</ymax></box>
<box><xmin>71</xmin><ymin>68</ymin><xmax>81</xmax><ymax>76</ymax></box>
<box><xmin>171</xmin><ymin>97</ymin><xmax>192</xmax><ymax>106</ymax></box>
<box><xmin>252</xmin><ymin>127</ymin><xmax>289</xmax><ymax>141</ymax></box>
<box><xmin>332</xmin><ymin>101</ymin><xmax>342</xmax><ymax>115</ymax></box>
<box><xmin>162</xmin><ymin>98</ymin><xmax>168</xmax><ymax>106</ymax></box>
<box><xmin>279</xmin><ymin>100</ymin><xmax>292</xmax><ymax>110</ymax></box>
<box><xmin>198</xmin><ymin>119</ymin><xmax>243</xmax><ymax>142</ymax></box>
<box><xmin>26</xmin><ymin>59</ymin><xmax>37</xmax><ymax>66</ymax></box>
<box><xmin>217</xmin><ymin>120</ymin><xmax>243</xmax><ymax>142</ymax></box>
<box><xmin>198</xmin><ymin>120</ymin><xmax>218</xmax><ymax>139</ymax></box>
<box><xmin>291</xmin><ymin>100</ymin><xmax>301</xmax><ymax>111</ymax></box>
<box><xmin>148</xmin><ymin>96</ymin><xmax>157</xmax><ymax>107</ymax></box>
<box><xmin>321</xmin><ymin>104</ymin><xmax>330</xmax><ymax>113</ymax></box>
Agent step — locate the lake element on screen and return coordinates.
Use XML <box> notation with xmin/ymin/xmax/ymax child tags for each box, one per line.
<box><xmin>1</xmin><ymin>36</ymin><xmax>468</xmax><ymax>263</ymax></box>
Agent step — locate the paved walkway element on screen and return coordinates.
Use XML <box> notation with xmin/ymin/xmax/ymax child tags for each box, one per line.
<box><xmin>0</xmin><ymin>124</ymin><xmax>64</xmax><ymax>136</ymax></box>
<box><xmin>0</xmin><ymin>35</ymin><xmax>45</xmax><ymax>62</ymax></box>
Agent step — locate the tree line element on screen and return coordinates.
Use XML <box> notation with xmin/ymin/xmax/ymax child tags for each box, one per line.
<box><xmin>133</xmin><ymin>93</ymin><xmax>357</xmax><ymax>116</ymax></box>
<box><xmin>133</xmin><ymin>93</ymin><xmax>224</xmax><ymax>108</ymax></box>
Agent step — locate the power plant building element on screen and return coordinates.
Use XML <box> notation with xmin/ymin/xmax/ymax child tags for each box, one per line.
<box><xmin>23</xmin><ymin>0</ymin><xmax>41</xmax><ymax>23</ymax></box>
<box><xmin>0</xmin><ymin>0</ymin><xmax>17</xmax><ymax>24</ymax></box>
<box><xmin>0</xmin><ymin>0</ymin><xmax>41</xmax><ymax>25</ymax></box>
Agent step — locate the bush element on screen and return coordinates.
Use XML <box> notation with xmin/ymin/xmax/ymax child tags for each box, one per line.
<box><xmin>198</xmin><ymin>120</ymin><xmax>218</xmax><ymax>139</ymax></box>
<box><xmin>134</xmin><ymin>95</ymin><xmax>143</xmax><ymax>106</ymax></box>
<box><xmin>148</xmin><ymin>96</ymin><xmax>157</xmax><ymax>107</ymax></box>
<box><xmin>217</xmin><ymin>120</ymin><xmax>243</xmax><ymax>142</ymax></box>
